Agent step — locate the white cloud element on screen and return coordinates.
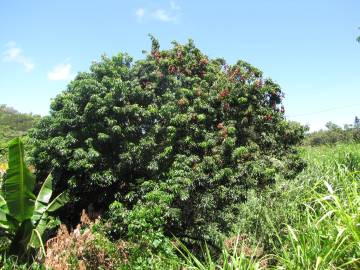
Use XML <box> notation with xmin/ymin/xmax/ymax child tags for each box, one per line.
<box><xmin>135</xmin><ymin>8</ymin><xmax>145</xmax><ymax>20</ymax></box>
<box><xmin>135</xmin><ymin>2</ymin><xmax>180</xmax><ymax>23</ymax></box>
<box><xmin>48</xmin><ymin>63</ymin><xmax>73</xmax><ymax>81</ymax></box>
<box><xmin>151</xmin><ymin>9</ymin><xmax>177</xmax><ymax>22</ymax></box>
<box><xmin>2</xmin><ymin>41</ymin><xmax>34</xmax><ymax>71</ymax></box>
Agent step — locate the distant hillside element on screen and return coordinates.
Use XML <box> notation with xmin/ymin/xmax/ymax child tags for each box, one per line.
<box><xmin>0</xmin><ymin>104</ymin><xmax>41</xmax><ymax>143</ymax></box>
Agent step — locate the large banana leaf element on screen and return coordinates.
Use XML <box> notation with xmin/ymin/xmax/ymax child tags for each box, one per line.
<box><xmin>33</xmin><ymin>213</ymin><xmax>48</xmax><ymax>240</ymax></box>
<box><xmin>32</xmin><ymin>173</ymin><xmax>53</xmax><ymax>223</ymax></box>
<box><xmin>46</xmin><ymin>192</ymin><xmax>68</xmax><ymax>213</ymax></box>
<box><xmin>30</xmin><ymin>190</ymin><xmax>68</xmax><ymax>249</ymax></box>
<box><xmin>34</xmin><ymin>192</ymin><xmax>68</xmax><ymax>233</ymax></box>
<box><xmin>30</xmin><ymin>191</ymin><xmax>68</xmax><ymax>248</ymax></box>
<box><xmin>29</xmin><ymin>213</ymin><xmax>48</xmax><ymax>249</ymax></box>
<box><xmin>30</xmin><ymin>228</ymin><xmax>45</xmax><ymax>256</ymax></box>
<box><xmin>1</xmin><ymin>138</ymin><xmax>68</xmax><ymax>260</ymax></box>
<box><xmin>3</xmin><ymin>138</ymin><xmax>36</xmax><ymax>223</ymax></box>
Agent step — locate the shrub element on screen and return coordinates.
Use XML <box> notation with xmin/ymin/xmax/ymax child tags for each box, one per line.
<box><xmin>45</xmin><ymin>211</ymin><xmax>127</xmax><ymax>270</ymax></box>
<box><xmin>30</xmin><ymin>37</ymin><xmax>305</xmax><ymax>245</ymax></box>
<box><xmin>104</xmin><ymin>194</ymin><xmax>180</xmax><ymax>269</ymax></box>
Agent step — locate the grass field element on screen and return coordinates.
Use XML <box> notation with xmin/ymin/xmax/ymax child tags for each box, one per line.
<box><xmin>273</xmin><ymin>144</ymin><xmax>360</xmax><ymax>269</ymax></box>
<box><xmin>180</xmin><ymin>144</ymin><xmax>360</xmax><ymax>269</ymax></box>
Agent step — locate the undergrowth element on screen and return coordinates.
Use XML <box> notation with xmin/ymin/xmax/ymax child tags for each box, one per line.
<box><xmin>1</xmin><ymin>144</ymin><xmax>359</xmax><ymax>269</ymax></box>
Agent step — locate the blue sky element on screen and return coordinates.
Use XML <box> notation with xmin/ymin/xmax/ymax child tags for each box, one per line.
<box><xmin>0</xmin><ymin>0</ymin><xmax>359</xmax><ymax>131</ymax></box>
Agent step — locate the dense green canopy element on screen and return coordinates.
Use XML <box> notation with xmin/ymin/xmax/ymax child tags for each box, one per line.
<box><xmin>30</xmin><ymin>38</ymin><xmax>306</xmax><ymax>245</ymax></box>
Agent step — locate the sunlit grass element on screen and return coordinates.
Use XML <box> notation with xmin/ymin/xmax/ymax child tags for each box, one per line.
<box><xmin>182</xmin><ymin>144</ymin><xmax>360</xmax><ymax>269</ymax></box>
<box><xmin>175</xmin><ymin>238</ymin><xmax>268</xmax><ymax>270</ymax></box>
<box><xmin>273</xmin><ymin>171</ymin><xmax>360</xmax><ymax>268</ymax></box>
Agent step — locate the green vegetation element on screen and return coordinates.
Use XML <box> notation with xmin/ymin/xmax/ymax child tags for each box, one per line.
<box><xmin>272</xmin><ymin>144</ymin><xmax>360</xmax><ymax>269</ymax></box>
<box><xmin>179</xmin><ymin>144</ymin><xmax>360</xmax><ymax>269</ymax></box>
<box><xmin>0</xmin><ymin>105</ymin><xmax>40</xmax><ymax>163</ymax></box>
<box><xmin>0</xmin><ymin>38</ymin><xmax>359</xmax><ymax>269</ymax></box>
<box><xmin>0</xmin><ymin>138</ymin><xmax>67</xmax><ymax>263</ymax></box>
<box><xmin>29</xmin><ymin>38</ymin><xmax>305</xmax><ymax>253</ymax></box>
<box><xmin>304</xmin><ymin>120</ymin><xmax>360</xmax><ymax>146</ymax></box>
<box><xmin>0</xmin><ymin>105</ymin><xmax>40</xmax><ymax>144</ymax></box>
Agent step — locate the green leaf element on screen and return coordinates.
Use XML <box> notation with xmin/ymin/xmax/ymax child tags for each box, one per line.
<box><xmin>34</xmin><ymin>213</ymin><xmax>48</xmax><ymax>237</ymax></box>
<box><xmin>33</xmin><ymin>173</ymin><xmax>53</xmax><ymax>223</ymax></box>
<box><xmin>4</xmin><ymin>138</ymin><xmax>36</xmax><ymax>222</ymax></box>
<box><xmin>0</xmin><ymin>195</ymin><xmax>9</xmax><ymax>228</ymax></box>
<box><xmin>3</xmin><ymin>213</ymin><xmax>19</xmax><ymax>231</ymax></box>
<box><xmin>0</xmin><ymin>194</ymin><xmax>8</xmax><ymax>213</ymax></box>
<box><xmin>29</xmin><ymin>228</ymin><xmax>46</xmax><ymax>256</ymax></box>
<box><xmin>9</xmin><ymin>219</ymin><xmax>34</xmax><ymax>257</ymax></box>
<box><xmin>46</xmin><ymin>192</ymin><xmax>68</xmax><ymax>213</ymax></box>
<box><xmin>0</xmin><ymin>210</ymin><xmax>10</xmax><ymax>229</ymax></box>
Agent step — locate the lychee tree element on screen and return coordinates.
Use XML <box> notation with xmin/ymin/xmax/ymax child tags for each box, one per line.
<box><xmin>29</xmin><ymin>37</ymin><xmax>306</xmax><ymax>247</ymax></box>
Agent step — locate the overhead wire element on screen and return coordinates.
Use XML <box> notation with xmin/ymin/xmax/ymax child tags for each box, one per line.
<box><xmin>285</xmin><ymin>104</ymin><xmax>360</xmax><ymax>118</ymax></box>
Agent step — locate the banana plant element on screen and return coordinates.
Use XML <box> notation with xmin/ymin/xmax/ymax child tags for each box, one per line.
<box><xmin>0</xmin><ymin>138</ymin><xmax>68</xmax><ymax>261</ymax></box>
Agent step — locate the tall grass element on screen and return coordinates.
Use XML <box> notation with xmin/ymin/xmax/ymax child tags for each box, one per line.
<box><xmin>274</xmin><ymin>172</ymin><xmax>360</xmax><ymax>268</ymax></box>
<box><xmin>175</xmin><ymin>238</ymin><xmax>267</xmax><ymax>270</ymax></box>
<box><xmin>182</xmin><ymin>144</ymin><xmax>360</xmax><ymax>269</ymax></box>
<box><xmin>273</xmin><ymin>144</ymin><xmax>360</xmax><ymax>269</ymax></box>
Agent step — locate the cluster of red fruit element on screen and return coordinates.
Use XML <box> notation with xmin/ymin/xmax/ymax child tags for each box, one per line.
<box><xmin>168</xmin><ymin>65</ymin><xmax>178</xmax><ymax>74</ymax></box>
<box><xmin>228</xmin><ymin>67</ymin><xmax>244</xmax><ymax>82</ymax></box>
<box><xmin>217</xmin><ymin>122</ymin><xmax>224</xmax><ymax>129</ymax></box>
<box><xmin>199</xmin><ymin>58</ymin><xmax>209</xmax><ymax>66</ymax></box>
<box><xmin>219</xmin><ymin>89</ymin><xmax>230</xmax><ymax>99</ymax></box>
<box><xmin>199</xmin><ymin>70</ymin><xmax>206</xmax><ymax>78</ymax></box>
<box><xmin>216</xmin><ymin>122</ymin><xmax>228</xmax><ymax>138</ymax></box>
<box><xmin>264</xmin><ymin>115</ymin><xmax>273</xmax><ymax>121</ymax></box>
<box><xmin>165</xmin><ymin>48</ymin><xmax>208</xmax><ymax>79</ymax></box>
<box><xmin>221</xmin><ymin>128</ymin><xmax>228</xmax><ymax>138</ymax></box>
<box><xmin>151</xmin><ymin>49</ymin><xmax>161</xmax><ymax>63</ymax></box>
